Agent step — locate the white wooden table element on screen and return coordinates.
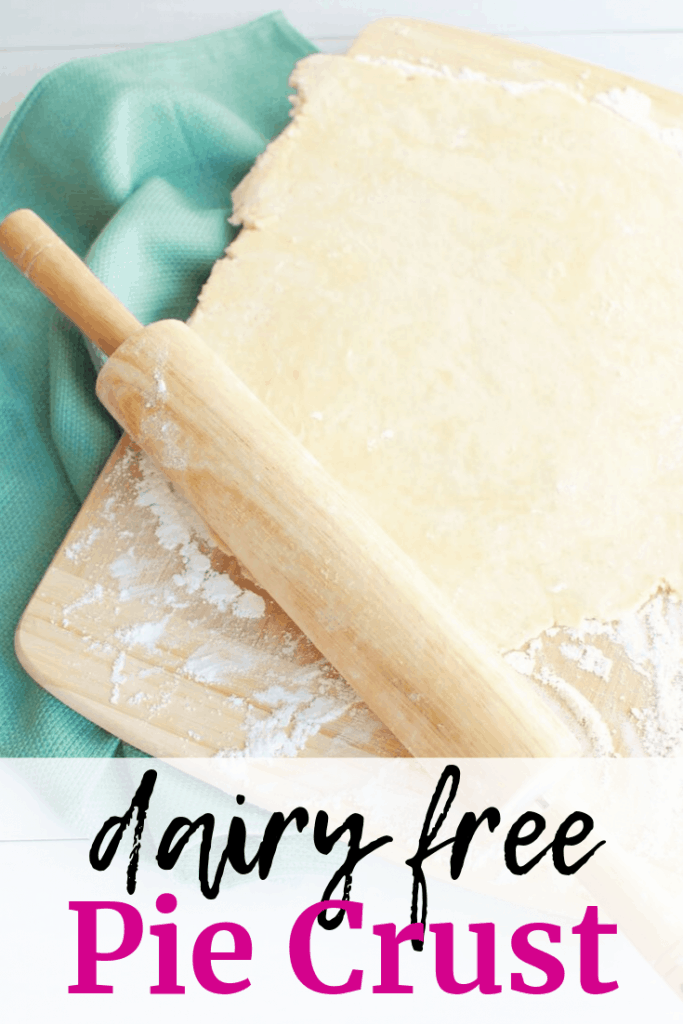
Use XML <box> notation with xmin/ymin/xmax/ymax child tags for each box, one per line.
<box><xmin>4</xmin><ymin>1</ymin><xmax>683</xmax><ymax>137</ymax></box>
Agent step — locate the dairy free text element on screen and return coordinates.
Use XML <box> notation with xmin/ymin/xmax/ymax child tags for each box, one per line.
<box><xmin>86</xmin><ymin>764</ymin><xmax>605</xmax><ymax>938</ymax></box>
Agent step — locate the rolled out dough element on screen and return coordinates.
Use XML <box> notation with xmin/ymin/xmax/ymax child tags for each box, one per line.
<box><xmin>189</xmin><ymin>50</ymin><xmax>683</xmax><ymax>653</ymax></box>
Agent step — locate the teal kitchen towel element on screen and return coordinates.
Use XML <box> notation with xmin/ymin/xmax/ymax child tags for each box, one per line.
<box><xmin>0</xmin><ymin>13</ymin><xmax>316</xmax><ymax>755</ymax></box>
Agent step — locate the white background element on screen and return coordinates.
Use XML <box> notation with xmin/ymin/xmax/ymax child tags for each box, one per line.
<box><xmin>6</xmin><ymin>0</ymin><xmax>683</xmax><ymax>136</ymax></box>
<box><xmin>2</xmin><ymin>758</ymin><xmax>683</xmax><ymax>1021</ymax></box>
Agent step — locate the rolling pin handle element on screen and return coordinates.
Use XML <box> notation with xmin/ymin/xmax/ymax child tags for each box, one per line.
<box><xmin>0</xmin><ymin>209</ymin><xmax>142</xmax><ymax>357</ymax></box>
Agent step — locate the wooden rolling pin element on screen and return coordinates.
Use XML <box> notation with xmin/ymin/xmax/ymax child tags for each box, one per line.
<box><xmin>0</xmin><ymin>208</ymin><xmax>580</xmax><ymax>758</ymax></box>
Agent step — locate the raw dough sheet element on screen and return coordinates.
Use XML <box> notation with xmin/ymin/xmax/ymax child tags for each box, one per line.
<box><xmin>189</xmin><ymin>28</ymin><xmax>683</xmax><ymax>755</ymax></box>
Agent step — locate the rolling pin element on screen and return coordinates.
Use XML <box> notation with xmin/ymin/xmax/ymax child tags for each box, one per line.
<box><xmin>0</xmin><ymin>208</ymin><xmax>580</xmax><ymax>758</ymax></box>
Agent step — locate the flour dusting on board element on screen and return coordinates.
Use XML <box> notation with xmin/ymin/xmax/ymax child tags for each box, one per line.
<box><xmin>115</xmin><ymin>616</ymin><xmax>171</xmax><ymax>654</ymax></box>
<box><xmin>62</xmin><ymin>584</ymin><xmax>103</xmax><ymax>626</ymax></box>
<box><xmin>558</xmin><ymin>642</ymin><xmax>612</xmax><ymax>680</ymax></box>
<box><xmin>214</xmin><ymin>672</ymin><xmax>356</xmax><ymax>757</ymax></box>
<box><xmin>63</xmin><ymin>446</ymin><xmax>361</xmax><ymax>755</ymax></box>
<box><xmin>110</xmin><ymin>652</ymin><xmax>126</xmax><ymax>705</ymax></box>
<box><xmin>131</xmin><ymin>455</ymin><xmax>264</xmax><ymax>618</ymax></box>
<box><xmin>181</xmin><ymin>639</ymin><xmax>266</xmax><ymax>685</ymax></box>
<box><xmin>234</xmin><ymin>591</ymin><xmax>267</xmax><ymax>618</ymax></box>
<box><xmin>180</xmin><ymin>638</ymin><xmax>356</xmax><ymax>756</ymax></box>
<box><xmin>615</xmin><ymin>592</ymin><xmax>683</xmax><ymax>756</ymax></box>
<box><xmin>506</xmin><ymin>588</ymin><xmax>683</xmax><ymax>757</ymax></box>
<box><xmin>65</xmin><ymin>528</ymin><xmax>101</xmax><ymax>562</ymax></box>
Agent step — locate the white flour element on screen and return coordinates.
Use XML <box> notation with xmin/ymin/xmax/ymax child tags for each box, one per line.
<box><xmin>214</xmin><ymin>672</ymin><xmax>356</xmax><ymax>757</ymax></box>
<box><xmin>505</xmin><ymin>588</ymin><xmax>683</xmax><ymax>757</ymax></box>
<box><xmin>233</xmin><ymin>591</ymin><xmax>267</xmax><ymax>619</ymax></box>
<box><xmin>614</xmin><ymin>592</ymin><xmax>683</xmax><ymax>756</ymax></box>
<box><xmin>131</xmin><ymin>455</ymin><xmax>264</xmax><ymax>618</ymax></box>
<box><xmin>65</xmin><ymin>528</ymin><xmax>101</xmax><ymax>562</ymax></box>
<box><xmin>353</xmin><ymin>54</ymin><xmax>588</xmax><ymax>99</ymax></box>
<box><xmin>558</xmin><ymin>642</ymin><xmax>612</xmax><ymax>681</ymax></box>
<box><xmin>355</xmin><ymin>54</ymin><xmax>683</xmax><ymax>168</ymax></box>
<box><xmin>62</xmin><ymin>584</ymin><xmax>103</xmax><ymax>626</ymax></box>
<box><xmin>64</xmin><ymin>447</ymin><xmax>358</xmax><ymax>755</ymax></box>
<box><xmin>109</xmin><ymin>651</ymin><xmax>126</xmax><ymax>705</ymax></box>
<box><xmin>182</xmin><ymin>640</ymin><xmax>265</xmax><ymax>685</ymax></box>
<box><xmin>180</xmin><ymin>637</ymin><xmax>358</xmax><ymax>756</ymax></box>
<box><xmin>114</xmin><ymin>616</ymin><xmax>171</xmax><ymax>654</ymax></box>
<box><xmin>594</xmin><ymin>87</ymin><xmax>683</xmax><ymax>160</ymax></box>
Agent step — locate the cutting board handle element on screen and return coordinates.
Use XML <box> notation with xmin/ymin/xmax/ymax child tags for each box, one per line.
<box><xmin>0</xmin><ymin>209</ymin><xmax>141</xmax><ymax>356</ymax></box>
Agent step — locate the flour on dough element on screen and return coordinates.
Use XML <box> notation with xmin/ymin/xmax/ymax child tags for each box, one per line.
<box><xmin>189</xmin><ymin>53</ymin><xmax>683</xmax><ymax>652</ymax></box>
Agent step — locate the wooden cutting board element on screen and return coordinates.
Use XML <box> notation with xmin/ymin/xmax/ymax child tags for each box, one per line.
<box><xmin>16</xmin><ymin>19</ymin><xmax>683</xmax><ymax>759</ymax></box>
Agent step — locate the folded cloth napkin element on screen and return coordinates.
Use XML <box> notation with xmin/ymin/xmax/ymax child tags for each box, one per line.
<box><xmin>0</xmin><ymin>12</ymin><xmax>315</xmax><ymax>755</ymax></box>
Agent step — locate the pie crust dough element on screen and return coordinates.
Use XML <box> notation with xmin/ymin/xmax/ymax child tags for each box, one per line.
<box><xmin>189</xmin><ymin>53</ymin><xmax>683</xmax><ymax>652</ymax></box>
